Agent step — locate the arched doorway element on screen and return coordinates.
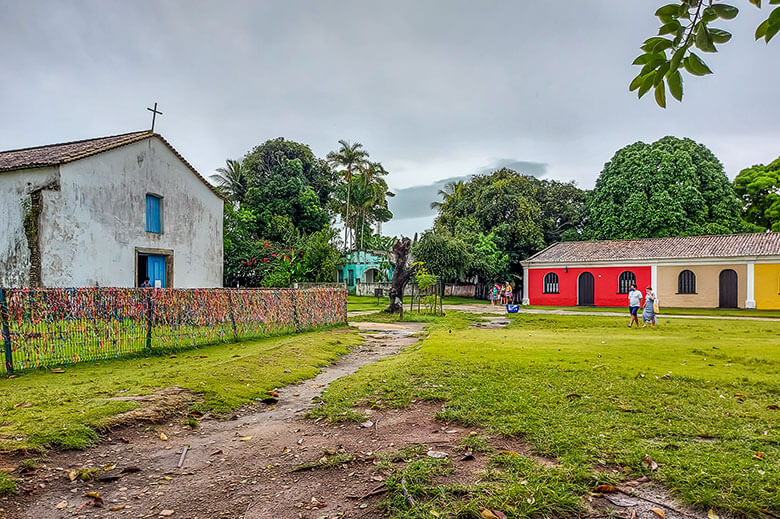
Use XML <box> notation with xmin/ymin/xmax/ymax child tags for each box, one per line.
<box><xmin>364</xmin><ymin>268</ymin><xmax>379</xmax><ymax>283</ymax></box>
<box><xmin>578</xmin><ymin>272</ymin><xmax>595</xmax><ymax>306</ymax></box>
<box><xmin>719</xmin><ymin>269</ymin><xmax>738</xmax><ymax>308</ymax></box>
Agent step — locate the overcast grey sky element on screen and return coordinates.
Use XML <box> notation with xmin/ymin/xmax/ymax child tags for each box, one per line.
<box><xmin>1</xmin><ymin>1</ymin><xmax>778</xmax><ymax>236</ymax></box>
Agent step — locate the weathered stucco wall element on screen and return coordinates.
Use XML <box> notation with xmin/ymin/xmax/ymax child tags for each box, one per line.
<box><xmin>0</xmin><ymin>167</ymin><xmax>60</xmax><ymax>287</ymax></box>
<box><xmin>37</xmin><ymin>137</ymin><xmax>223</xmax><ymax>288</ymax></box>
<box><xmin>657</xmin><ymin>264</ymin><xmax>747</xmax><ymax>308</ymax></box>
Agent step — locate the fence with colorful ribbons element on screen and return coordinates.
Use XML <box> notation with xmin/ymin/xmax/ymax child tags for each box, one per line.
<box><xmin>0</xmin><ymin>286</ymin><xmax>348</xmax><ymax>374</ymax></box>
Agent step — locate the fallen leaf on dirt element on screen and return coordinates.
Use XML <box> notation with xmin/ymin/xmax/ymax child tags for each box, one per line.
<box><xmin>480</xmin><ymin>510</ymin><xmax>499</xmax><ymax>519</ymax></box>
<box><xmin>594</xmin><ymin>484</ymin><xmax>618</xmax><ymax>493</ymax></box>
<box><xmin>637</xmin><ymin>475</ymin><xmax>651</xmax><ymax>483</ymax></box>
<box><xmin>159</xmin><ymin>432</ymin><xmax>169</xmax><ymax>441</ymax></box>
<box><xmin>625</xmin><ymin>480</ymin><xmax>639</xmax><ymax>487</ymax></box>
<box><xmin>708</xmin><ymin>509</ymin><xmax>720</xmax><ymax>519</ymax></box>
<box><xmin>164</xmin><ymin>475</ymin><xmax>173</xmax><ymax>480</ymax></box>
<box><xmin>641</xmin><ymin>454</ymin><xmax>659</xmax><ymax>471</ymax></box>
<box><xmin>426</xmin><ymin>450</ymin><xmax>448</xmax><ymax>459</ymax></box>
<box><xmin>120</xmin><ymin>466</ymin><xmax>141</xmax><ymax>474</ymax></box>
<box><xmin>51</xmin><ymin>368</ymin><xmax>65</xmax><ymax>373</ymax></box>
<box><xmin>754</xmin><ymin>451</ymin><xmax>765</xmax><ymax>460</ymax></box>
<box><xmin>86</xmin><ymin>491</ymin><xmax>100</xmax><ymax>498</ymax></box>
<box><xmin>651</xmin><ymin>508</ymin><xmax>665</xmax><ymax>519</ymax></box>
<box><xmin>56</xmin><ymin>500</ymin><xmax>68</xmax><ymax>509</ymax></box>
<box><xmin>360</xmin><ymin>421</ymin><xmax>374</xmax><ymax>428</ymax></box>
<box><xmin>13</xmin><ymin>402</ymin><xmax>32</xmax><ymax>408</ymax></box>
<box><xmin>119</xmin><ymin>437</ymin><xmax>130</xmax><ymax>443</ymax></box>
<box><xmin>103</xmin><ymin>464</ymin><xmax>116</xmax><ymax>471</ymax></box>
<box><xmin>498</xmin><ymin>450</ymin><xmax>520</xmax><ymax>456</ymax></box>
<box><xmin>240</xmin><ymin>436</ymin><xmax>253</xmax><ymax>441</ymax></box>
<box><xmin>266</xmin><ymin>390</ymin><xmax>279</xmax><ymax>398</ymax></box>
<box><xmin>160</xmin><ymin>510</ymin><xmax>175</xmax><ymax>516</ymax></box>
<box><xmin>767</xmin><ymin>405</ymin><xmax>779</xmax><ymax>410</ymax></box>
<box><xmin>281</xmin><ymin>446</ymin><xmax>290</xmax><ymax>454</ymax></box>
<box><xmin>67</xmin><ymin>470</ymin><xmax>78</xmax><ymax>481</ymax></box>
<box><xmin>210</xmin><ymin>450</ymin><xmax>223</xmax><ymax>456</ymax></box>
<box><xmin>110</xmin><ymin>505</ymin><xmax>126</xmax><ymax>511</ymax></box>
<box><xmin>565</xmin><ymin>393</ymin><xmax>581</xmax><ymax>399</ymax></box>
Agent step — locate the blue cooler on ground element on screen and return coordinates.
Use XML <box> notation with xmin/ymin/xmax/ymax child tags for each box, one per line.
<box><xmin>506</xmin><ymin>304</ymin><xmax>519</xmax><ymax>313</ymax></box>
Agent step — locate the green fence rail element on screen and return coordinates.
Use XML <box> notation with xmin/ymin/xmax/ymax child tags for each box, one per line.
<box><xmin>0</xmin><ymin>286</ymin><xmax>348</xmax><ymax>375</ymax></box>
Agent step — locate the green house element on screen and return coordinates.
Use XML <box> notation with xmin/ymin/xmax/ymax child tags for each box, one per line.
<box><xmin>338</xmin><ymin>251</ymin><xmax>393</xmax><ymax>290</ymax></box>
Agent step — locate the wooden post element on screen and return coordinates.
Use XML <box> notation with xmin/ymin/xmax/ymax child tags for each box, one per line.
<box><xmin>0</xmin><ymin>289</ymin><xmax>14</xmax><ymax>376</ymax></box>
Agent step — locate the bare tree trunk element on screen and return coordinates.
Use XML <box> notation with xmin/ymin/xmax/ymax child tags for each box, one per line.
<box><xmin>385</xmin><ymin>237</ymin><xmax>417</xmax><ymax>314</ymax></box>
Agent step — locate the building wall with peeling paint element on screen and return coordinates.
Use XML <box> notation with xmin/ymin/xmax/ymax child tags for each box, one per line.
<box><xmin>0</xmin><ymin>167</ymin><xmax>60</xmax><ymax>287</ymax></box>
<box><xmin>0</xmin><ymin>137</ymin><xmax>223</xmax><ymax>288</ymax></box>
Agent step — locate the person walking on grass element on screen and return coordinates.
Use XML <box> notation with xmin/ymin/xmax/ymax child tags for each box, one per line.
<box><xmin>490</xmin><ymin>283</ymin><xmax>499</xmax><ymax>306</ymax></box>
<box><xmin>642</xmin><ymin>286</ymin><xmax>658</xmax><ymax>327</ymax></box>
<box><xmin>628</xmin><ymin>283</ymin><xmax>642</xmax><ymax>328</ymax></box>
<box><xmin>505</xmin><ymin>282</ymin><xmax>513</xmax><ymax>305</ymax></box>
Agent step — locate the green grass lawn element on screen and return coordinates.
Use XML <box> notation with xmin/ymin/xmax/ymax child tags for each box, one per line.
<box><xmin>528</xmin><ymin>305</ymin><xmax>780</xmax><ymax>319</ymax></box>
<box><xmin>312</xmin><ymin>312</ymin><xmax>780</xmax><ymax>518</ymax></box>
<box><xmin>348</xmin><ymin>294</ymin><xmax>488</xmax><ymax>313</ymax></box>
<box><xmin>0</xmin><ymin>327</ymin><xmax>361</xmax><ymax>454</ymax></box>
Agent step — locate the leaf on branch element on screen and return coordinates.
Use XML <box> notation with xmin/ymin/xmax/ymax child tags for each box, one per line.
<box><xmin>655</xmin><ymin>80</ymin><xmax>667</xmax><ymax>108</ymax></box>
<box><xmin>684</xmin><ymin>53</ymin><xmax>713</xmax><ymax>75</ymax></box>
<box><xmin>712</xmin><ymin>4</ymin><xmax>740</xmax><ymax>20</ymax></box>
<box><xmin>669</xmin><ymin>47</ymin><xmax>686</xmax><ymax>72</ymax></box>
<box><xmin>638</xmin><ymin>73</ymin><xmax>656</xmax><ymax>98</ymax></box>
<box><xmin>708</xmin><ymin>28</ymin><xmax>732</xmax><ymax>43</ymax></box>
<box><xmin>749</xmin><ymin>0</ymin><xmax>761</xmax><ymax>7</ymax></box>
<box><xmin>655</xmin><ymin>4</ymin><xmax>681</xmax><ymax>18</ymax></box>
<box><xmin>659</xmin><ymin>21</ymin><xmax>682</xmax><ymax>35</ymax></box>
<box><xmin>668</xmin><ymin>70</ymin><xmax>683</xmax><ymax>101</ymax></box>
<box><xmin>695</xmin><ymin>25</ymin><xmax>718</xmax><ymax>52</ymax></box>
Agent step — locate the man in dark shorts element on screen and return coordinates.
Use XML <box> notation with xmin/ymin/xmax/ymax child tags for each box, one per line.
<box><xmin>627</xmin><ymin>284</ymin><xmax>642</xmax><ymax>328</ymax></box>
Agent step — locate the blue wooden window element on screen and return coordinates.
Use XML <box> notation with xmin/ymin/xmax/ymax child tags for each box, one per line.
<box><xmin>146</xmin><ymin>194</ymin><xmax>162</xmax><ymax>233</ymax></box>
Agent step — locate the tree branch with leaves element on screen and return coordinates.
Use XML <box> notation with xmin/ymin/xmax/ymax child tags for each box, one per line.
<box><xmin>632</xmin><ymin>0</ymin><xmax>779</xmax><ymax>107</ymax></box>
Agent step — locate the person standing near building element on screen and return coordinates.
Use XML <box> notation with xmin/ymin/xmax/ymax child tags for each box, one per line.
<box><xmin>642</xmin><ymin>286</ymin><xmax>658</xmax><ymax>327</ymax></box>
<box><xmin>627</xmin><ymin>283</ymin><xmax>642</xmax><ymax>328</ymax></box>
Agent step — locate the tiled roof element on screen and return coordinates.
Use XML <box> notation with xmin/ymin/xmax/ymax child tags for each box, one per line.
<box><xmin>0</xmin><ymin>131</ymin><xmax>224</xmax><ymax>200</ymax></box>
<box><xmin>525</xmin><ymin>233</ymin><xmax>780</xmax><ymax>264</ymax></box>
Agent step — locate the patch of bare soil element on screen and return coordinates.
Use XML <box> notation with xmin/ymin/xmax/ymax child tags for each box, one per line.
<box><xmin>588</xmin><ymin>481</ymin><xmax>707</xmax><ymax>519</ymax></box>
<box><xmin>103</xmin><ymin>387</ymin><xmax>199</xmax><ymax>427</ymax></box>
<box><xmin>469</xmin><ymin>316</ymin><xmax>510</xmax><ymax>329</ymax></box>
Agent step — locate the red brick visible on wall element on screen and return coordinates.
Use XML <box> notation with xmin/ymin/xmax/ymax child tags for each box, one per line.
<box><xmin>528</xmin><ymin>266</ymin><xmax>652</xmax><ymax>307</ymax></box>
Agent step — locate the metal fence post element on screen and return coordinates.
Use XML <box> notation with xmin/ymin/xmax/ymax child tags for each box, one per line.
<box><xmin>226</xmin><ymin>290</ymin><xmax>238</xmax><ymax>340</ymax></box>
<box><xmin>145</xmin><ymin>292</ymin><xmax>153</xmax><ymax>350</ymax></box>
<box><xmin>1</xmin><ymin>289</ymin><xmax>14</xmax><ymax>376</ymax></box>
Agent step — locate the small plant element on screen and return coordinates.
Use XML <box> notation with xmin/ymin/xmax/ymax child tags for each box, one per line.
<box><xmin>457</xmin><ymin>432</ymin><xmax>494</xmax><ymax>453</ymax></box>
<box><xmin>183</xmin><ymin>416</ymin><xmax>199</xmax><ymax>429</ymax></box>
<box><xmin>19</xmin><ymin>457</ymin><xmax>44</xmax><ymax>470</ymax></box>
<box><xmin>0</xmin><ymin>471</ymin><xmax>17</xmax><ymax>496</ymax></box>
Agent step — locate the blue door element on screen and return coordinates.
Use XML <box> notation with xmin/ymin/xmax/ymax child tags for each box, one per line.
<box><xmin>147</xmin><ymin>255</ymin><xmax>166</xmax><ymax>288</ymax></box>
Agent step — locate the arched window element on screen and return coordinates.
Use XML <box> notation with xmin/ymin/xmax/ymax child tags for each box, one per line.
<box><xmin>678</xmin><ymin>270</ymin><xmax>696</xmax><ymax>294</ymax></box>
<box><xmin>543</xmin><ymin>272</ymin><xmax>559</xmax><ymax>294</ymax></box>
<box><xmin>618</xmin><ymin>271</ymin><xmax>636</xmax><ymax>294</ymax></box>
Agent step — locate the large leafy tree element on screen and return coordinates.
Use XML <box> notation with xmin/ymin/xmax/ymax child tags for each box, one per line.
<box><xmin>584</xmin><ymin>136</ymin><xmax>744</xmax><ymax>239</ymax></box>
<box><xmin>633</xmin><ymin>0</ymin><xmax>779</xmax><ymax>107</ymax></box>
<box><xmin>432</xmin><ymin>169</ymin><xmax>582</xmax><ymax>273</ymax></box>
<box><xmin>412</xmin><ymin>230</ymin><xmax>509</xmax><ymax>283</ymax></box>
<box><xmin>733</xmin><ymin>156</ymin><xmax>780</xmax><ymax>231</ymax></box>
<box><xmin>220</xmin><ymin>138</ymin><xmax>341</xmax><ymax>287</ymax></box>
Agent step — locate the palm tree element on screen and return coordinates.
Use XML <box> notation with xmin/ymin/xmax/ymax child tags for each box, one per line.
<box><xmin>430</xmin><ymin>180</ymin><xmax>465</xmax><ymax>210</ymax></box>
<box><xmin>326</xmin><ymin>140</ymin><xmax>369</xmax><ymax>250</ymax></box>
<box><xmin>210</xmin><ymin>159</ymin><xmax>248</xmax><ymax>204</ymax></box>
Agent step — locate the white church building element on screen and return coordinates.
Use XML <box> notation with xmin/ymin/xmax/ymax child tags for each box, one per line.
<box><xmin>0</xmin><ymin>131</ymin><xmax>224</xmax><ymax>288</ymax></box>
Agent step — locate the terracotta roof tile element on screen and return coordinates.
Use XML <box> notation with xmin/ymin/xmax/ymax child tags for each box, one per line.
<box><xmin>525</xmin><ymin>233</ymin><xmax>780</xmax><ymax>264</ymax></box>
<box><xmin>0</xmin><ymin>131</ymin><xmax>152</xmax><ymax>172</ymax></box>
<box><xmin>0</xmin><ymin>131</ymin><xmax>225</xmax><ymax>201</ymax></box>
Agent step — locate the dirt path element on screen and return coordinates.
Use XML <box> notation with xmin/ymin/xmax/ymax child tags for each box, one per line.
<box><xmin>2</xmin><ymin>321</ymin><xmax>426</xmax><ymax>519</ymax></box>
<box><xmin>443</xmin><ymin>304</ymin><xmax>780</xmax><ymax>322</ymax></box>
